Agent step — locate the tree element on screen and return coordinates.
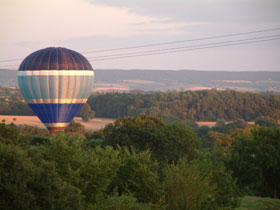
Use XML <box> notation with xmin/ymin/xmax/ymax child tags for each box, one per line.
<box><xmin>195</xmin><ymin>150</ymin><xmax>241</xmax><ymax>209</ymax></box>
<box><xmin>255</xmin><ymin>116</ymin><xmax>278</xmax><ymax>127</ymax></box>
<box><xmin>107</xmin><ymin>147</ymin><xmax>163</xmax><ymax>206</ymax></box>
<box><xmin>39</xmin><ymin>136</ymin><xmax>121</xmax><ymax>205</ymax></box>
<box><xmin>230</xmin><ymin>127</ymin><xmax>280</xmax><ymax>198</ymax></box>
<box><xmin>232</xmin><ymin>119</ymin><xmax>247</xmax><ymax>128</ymax></box>
<box><xmin>88</xmin><ymin>90</ymin><xmax>280</xmax><ymax>121</ymax></box>
<box><xmin>209</xmin><ymin>126</ymin><xmax>255</xmax><ymax>150</ymax></box>
<box><xmin>103</xmin><ymin>114</ymin><xmax>200</xmax><ymax>163</ymax></box>
<box><xmin>216</xmin><ymin>118</ymin><xmax>226</xmax><ymax>128</ymax></box>
<box><xmin>77</xmin><ymin>103</ymin><xmax>95</xmax><ymax>121</ymax></box>
<box><xmin>163</xmin><ymin>158</ymin><xmax>216</xmax><ymax>210</ymax></box>
<box><xmin>0</xmin><ymin>122</ymin><xmax>31</xmax><ymax>146</ymax></box>
<box><xmin>93</xmin><ymin>195</ymin><xmax>152</xmax><ymax>210</ymax></box>
<box><xmin>103</xmin><ymin>114</ymin><xmax>165</xmax><ymax>151</ymax></box>
<box><xmin>65</xmin><ymin>121</ymin><xmax>85</xmax><ymax>138</ymax></box>
<box><xmin>38</xmin><ymin>135</ymin><xmax>163</xmax><ymax>207</ymax></box>
<box><xmin>0</xmin><ymin>143</ymin><xmax>83</xmax><ymax>210</ymax></box>
<box><xmin>20</xmin><ymin>125</ymin><xmax>50</xmax><ymax>137</ymax></box>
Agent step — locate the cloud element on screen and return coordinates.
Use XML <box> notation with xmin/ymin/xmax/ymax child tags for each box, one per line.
<box><xmin>0</xmin><ymin>0</ymin><xmax>205</xmax><ymax>45</ymax></box>
<box><xmin>90</xmin><ymin>0</ymin><xmax>280</xmax><ymax>24</ymax></box>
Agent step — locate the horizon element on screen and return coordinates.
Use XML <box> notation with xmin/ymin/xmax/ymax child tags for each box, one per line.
<box><xmin>2</xmin><ymin>68</ymin><xmax>280</xmax><ymax>72</ymax></box>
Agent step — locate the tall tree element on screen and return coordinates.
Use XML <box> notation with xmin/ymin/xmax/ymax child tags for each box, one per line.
<box><xmin>103</xmin><ymin>114</ymin><xmax>200</xmax><ymax>163</ymax></box>
<box><xmin>230</xmin><ymin>127</ymin><xmax>280</xmax><ymax>198</ymax></box>
<box><xmin>77</xmin><ymin>103</ymin><xmax>95</xmax><ymax>121</ymax></box>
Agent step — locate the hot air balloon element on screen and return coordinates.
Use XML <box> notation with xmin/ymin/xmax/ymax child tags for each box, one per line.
<box><xmin>17</xmin><ymin>47</ymin><xmax>94</xmax><ymax>136</ymax></box>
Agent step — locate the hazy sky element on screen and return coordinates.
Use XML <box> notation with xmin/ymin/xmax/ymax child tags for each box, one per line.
<box><xmin>1</xmin><ymin>0</ymin><xmax>280</xmax><ymax>71</ymax></box>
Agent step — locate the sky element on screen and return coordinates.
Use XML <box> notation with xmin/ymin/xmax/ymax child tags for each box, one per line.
<box><xmin>0</xmin><ymin>0</ymin><xmax>280</xmax><ymax>71</ymax></box>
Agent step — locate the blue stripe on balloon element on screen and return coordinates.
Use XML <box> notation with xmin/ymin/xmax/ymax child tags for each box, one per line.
<box><xmin>28</xmin><ymin>103</ymin><xmax>84</xmax><ymax>123</ymax></box>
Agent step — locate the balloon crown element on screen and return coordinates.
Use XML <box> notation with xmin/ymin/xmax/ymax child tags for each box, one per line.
<box><xmin>19</xmin><ymin>47</ymin><xmax>93</xmax><ymax>71</ymax></box>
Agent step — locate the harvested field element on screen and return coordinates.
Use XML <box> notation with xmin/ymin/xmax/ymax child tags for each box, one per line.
<box><xmin>0</xmin><ymin>115</ymin><xmax>255</xmax><ymax>130</ymax></box>
<box><xmin>196</xmin><ymin>121</ymin><xmax>254</xmax><ymax>127</ymax></box>
<box><xmin>196</xmin><ymin>121</ymin><xmax>217</xmax><ymax>127</ymax></box>
<box><xmin>0</xmin><ymin>115</ymin><xmax>114</xmax><ymax>131</ymax></box>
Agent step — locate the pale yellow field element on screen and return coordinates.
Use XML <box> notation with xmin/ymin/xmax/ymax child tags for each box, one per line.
<box><xmin>0</xmin><ymin>115</ymin><xmax>114</xmax><ymax>131</ymax></box>
<box><xmin>196</xmin><ymin>121</ymin><xmax>217</xmax><ymax>127</ymax></box>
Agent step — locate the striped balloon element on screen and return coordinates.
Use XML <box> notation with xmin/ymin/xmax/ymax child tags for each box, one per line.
<box><xmin>17</xmin><ymin>47</ymin><xmax>94</xmax><ymax>136</ymax></box>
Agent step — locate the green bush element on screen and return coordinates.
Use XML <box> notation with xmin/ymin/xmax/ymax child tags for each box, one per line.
<box><xmin>163</xmin><ymin>158</ymin><xmax>216</xmax><ymax>210</ymax></box>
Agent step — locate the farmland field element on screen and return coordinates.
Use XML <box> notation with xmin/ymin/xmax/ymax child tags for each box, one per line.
<box><xmin>0</xmin><ymin>115</ymin><xmax>255</xmax><ymax>129</ymax></box>
<box><xmin>0</xmin><ymin>115</ymin><xmax>114</xmax><ymax>130</ymax></box>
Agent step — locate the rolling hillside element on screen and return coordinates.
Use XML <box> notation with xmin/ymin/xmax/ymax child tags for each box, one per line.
<box><xmin>1</xmin><ymin>69</ymin><xmax>280</xmax><ymax>92</ymax></box>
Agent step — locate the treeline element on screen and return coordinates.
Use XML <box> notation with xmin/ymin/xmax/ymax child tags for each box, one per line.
<box><xmin>0</xmin><ymin>100</ymin><xmax>33</xmax><ymax>115</ymax></box>
<box><xmin>0</xmin><ymin>98</ymin><xmax>94</xmax><ymax>121</ymax></box>
<box><xmin>88</xmin><ymin>90</ymin><xmax>280</xmax><ymax>121</ymax></box>
<box><xmin>1</xmin><ymin>89</ymin><xmax>280</xmax><ymax>122</ymax></box>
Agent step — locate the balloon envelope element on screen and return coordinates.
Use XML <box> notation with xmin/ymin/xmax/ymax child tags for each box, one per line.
<box><xmin>17</xmin><ymin>47</ymin><xmax>94</xmax><ymax>135</ymax></box>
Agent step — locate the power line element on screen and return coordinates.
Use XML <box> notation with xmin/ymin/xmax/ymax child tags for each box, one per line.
<box><xmin>87</xmin><ymin>34</ymin><xmax>280</xmax><ymax>59</ymax></box>
<box><xmin>0</xmin><ymin>58</ymin><xmax>22</xmax><ymax>63</ymax></box>
<box><xmin>0</xmin><ymin>36</ymin><xmax>279</xmax><ymax>68</ymax></box>
<box><xmin>81</xmin><ymin>27</ymin><xmax>280</xmax><ymax>54</ymax></box>
<box><xmin>1</xmin><ymin>27</ymin><xmax>280</xmax><ymax>63</ymax></box>
<box><xmin>0</xmin><ymin>36</ymin><xmax>279</xmax><ymax>69</ymax></box>
<box><xmin>0</xmin><ymin>64</ymin><xmax>19</xmax><ymax>68</ymax></box>
<box><xmin>89</xmin><ymin>37</ymin><xmax>280</xmax><ymax>62</ymax></box>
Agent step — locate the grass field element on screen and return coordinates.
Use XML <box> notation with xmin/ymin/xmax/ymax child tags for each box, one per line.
<box><xmin>236</xmin><ymin>196</ymin><xmax>280</xmax><ymax>210</ymax></box>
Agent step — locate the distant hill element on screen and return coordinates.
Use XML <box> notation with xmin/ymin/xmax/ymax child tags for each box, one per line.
<box><xmin>1</xmin><ymin>69</ymin><xmax>280</xmax><ymax>92</ymax></box>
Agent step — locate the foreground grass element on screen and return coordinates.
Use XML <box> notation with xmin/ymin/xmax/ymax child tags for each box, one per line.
<box><xmin>235</xmin><ymin>196</ymin><xmax>280</xmax><ymax>210</ymax></box>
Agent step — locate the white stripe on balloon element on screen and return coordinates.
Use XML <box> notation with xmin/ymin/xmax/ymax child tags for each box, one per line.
<box><xmin>18</xmin><ymin>70</ymin><xmax>94</xmax><ymax>76</ymax></box>
<box><xmin>26</xmin><ymin>98</ymin><xmax>88</xmax><ymax>104</ymax></box>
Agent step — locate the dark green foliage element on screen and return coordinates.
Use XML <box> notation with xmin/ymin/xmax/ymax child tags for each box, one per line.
<box><xmin>230</xmin><ymin>127</ymin><xmax>280</xmax><ymax>198</ymax></box>
<box><xmin>65</xmin><ymin>120</ymin><xmax>85</xmax><ymax>133</ymax></box>
<box><xmin>64</xmin><ymin>120</ymin><xmax>86</xmax><ymax>138</ymax></box>
<box><xmin>0</xmin><ymin>143</ymin><xmax>36</xmax><ymax>210</ymax></box>
<box><xmin>5</xmin><ymin>118</ymin><xmax>280</xmax><ymax>209</ymax></box>
<box><xmin>107</xmin><ymin>147</ymin><xmax>163</xmax><ymax>205</ymax></box>
<box><xmin>77</xmin><ymin>103</ymin><xmax>95</xmax><ymax>121</ymax></box>
<box><xmin>87</xmin><ymin>90</ymin><xmax>280</xmax><ymax>121</ymax></box>
<box><xmin>216</xmin><ymin>118</ymin><xmax>226</xmax><ymax>127</ymax></box>
<box><xmin>0</xmin><ymin>122</ymin><xmax>31</xmax><ymax>146</ymax></box>
<box><xmin>164</xmin><ymin>123</ymin><xmax>200</xmax><ymax>162</ymax></box>
<box><xmin>84</xmin><ymin>138</ymin><xmax>105</xmax><ymax>147</ymax></box>
<box><xmin>163</xmin><ymin>158</ymin><xmax>216</xmax><ymax>210</ymax></box>
<box><xmin>194</xmin><ymin>155</ymin><xmax>241</xmax><ymax>209</ymax></box>
<box><xmin>255</xmin><ymin>116</ymin><xmax>278</xmax><ymax>127</ymax></box>
<box><xmin>103</xmin><ymin>114</ymin><xmax>200</xmax><ymax>163</ymax></box>
<box><xmin>232</xmin><ymin>119</ymin><xmax>247</xmax><ymax>128</ymax></box>
<box><xmin>195</xmin><ymin>126</ymin><xmax>214</xmax><ymax>148</ymax></box>
<box><xmin>0</xmin><ymin>100</ymin><xmax>34</xmax><ymax>115</ymax></box>
<box><xmin>20</xmin><ymin>125</ymin><xmax>50</xmax><ymax>137</ymax></box>
<box><xmin>92</xmin><ymin>195</ymin><xmax>153</xmax><ymax>210</ymax></box>
<box><xmin>38</xmin><ymin>135</ymin><xmax>164</xmax><ymax>208</ymax></box>
<box><xmin>0</xmin><ymin>143</ymin><xmax>83</xmax><ymax>210</ymax></box>
<box><xmin>161</xmin><ymin>114</ymin><xmax>182</xmax><ymax>124</ymax></box>
<box><xmin>2</xmin><ymin>89</ymin><xmax>280</xmax><ymax>123</ymax></box>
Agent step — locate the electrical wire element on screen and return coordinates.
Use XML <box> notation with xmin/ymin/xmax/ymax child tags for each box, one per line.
<box><xmin>86</xmin><ymin>34</ymin><xmax>280</xmax><ymax>59</ymax></box>
<box><xmin>82</xmin><ymin>27</ymin><xmax>280</xmax><ymax>54</ymax></box>
<box><xmin>89</xmin><ymin>37</ymin><xmax>280</xmax><ymax>62</ymax></box>
<box><xmin>1</xmin><ymin>27</ymin><xmax>280</xmax><ymax>63</ymax></box>
<box><xmin>1</xmin><ymin>35</ymin><xmax>279</xmax><ymax>69</ymax></box>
